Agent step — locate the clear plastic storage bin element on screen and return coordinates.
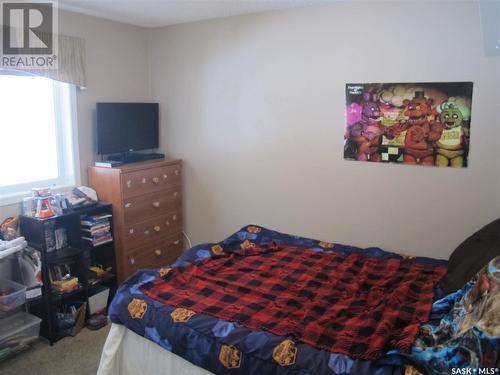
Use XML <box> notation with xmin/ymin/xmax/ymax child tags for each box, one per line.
<box><xmin>0</xmin><ymin>278</ymin><xmax>27</xmax><ymax>312</ymax></box>
<box><xmin>0</xmin><ymin>312</ymin><xmax>41</xmax><ymax>351</ymax></box>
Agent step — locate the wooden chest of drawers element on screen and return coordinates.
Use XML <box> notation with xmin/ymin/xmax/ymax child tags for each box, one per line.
<box><xmin>88</xmin><ymin>159</ymin><xmax>182</xmax><ymax>282</ymax></box>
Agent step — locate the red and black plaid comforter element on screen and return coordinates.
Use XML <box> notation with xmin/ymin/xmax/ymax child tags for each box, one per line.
<box><xmin>141</xmin><ymin>245</ymin><xmax>446</xmax><ymax>360</ymax></box>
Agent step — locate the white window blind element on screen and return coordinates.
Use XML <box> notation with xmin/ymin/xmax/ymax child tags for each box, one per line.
<box><xmin>0</xmin><ymin>75</ymin><xmax>79</xmax><ymax>205</ymax></box>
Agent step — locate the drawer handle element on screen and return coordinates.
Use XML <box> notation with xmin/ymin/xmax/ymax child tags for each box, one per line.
<box><xmin>174</xmin><ymin>170</ymin><xmax>179</xmax><ymax>176</ymax></box>
<box><xmin>173</xmin><ymin>240</ymin><xmax>180</xmax><ymax>245</ymax></box>
<box><xmin>154</xmin><ymin>226</ymin><xmax>161</xmax><ymax>232</ymax></box>
<box><xmin>153</xmin><ymin>201</ymin><xmax>160</xmax><ymax>208</ymax></box>
<box><xmin>125</xmin><ymin>203</ymin><xmax>132</xmax><ymax>208</ymax></box>
<box><xmin>144</xmin><ymin>230</ymin><xmax>150</xmax><ymax>235</ymax></box>
<box><xmin>126</xmin><ymin>180</ymin><xmax>132</xmax><ymax>188</ymax></box>
<box><xmin>130</xmin><ymin>258</ymin><xmax>135</xmax><ymax>265</ymax></box>
<box><xmin>163</xmin><ymin>174</ymin><xmax>168</xmax><ymax>179</ymax></box>
<box><xmin>172</xmin><ymin>214</ymin><xmax>177</xmax><ymax>221</ymax></box>
<box><xmin>152</xmin><ymin>177</ymin><xmax>160</xmax><ymax>184</ymax></box>
<box><xmin>142</xmin><ymin>178</ymin><xmax>147</xmax><ymax>184</ymax></box>
<box><xmin>154</xmin><ymin>249</ymin><xmax>162</xmax><ymax>256</ymax></box>
<box><xmin>165</xmin><ymin>220</ymin><xmax>170</xmax><ymax>226</ymax></box>
<box><xmin>173</xmin><ymin>192</ymin><xmax>178</xmax><ymax>198</ymax></box>
<box><xmin>129</xmin><ymin>228</ymin><xmax>134</xmax><ymax>234</ymax></box>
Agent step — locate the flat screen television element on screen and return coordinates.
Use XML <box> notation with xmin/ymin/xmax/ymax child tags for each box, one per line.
<box><xmin>97</xmin><ymin>102</ymin><xmax>159</xmax><ymax>155</ymax></box>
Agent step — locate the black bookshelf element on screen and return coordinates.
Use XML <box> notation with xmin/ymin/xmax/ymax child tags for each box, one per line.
<box><xmin>19</xmin><ymin>203</ymin><xmax>117</xmax><ymax>345</ymax></box>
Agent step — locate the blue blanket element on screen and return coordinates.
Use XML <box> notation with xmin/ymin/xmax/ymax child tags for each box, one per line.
<box><xmin>108</xmin><ymin>225</ymin><xmax>447</xmax><ymax>375</ymax></box>
<box><xmin>386</xmin><ymin>256</ymin><xmax>500</xmax><ymax>374</ymax></box>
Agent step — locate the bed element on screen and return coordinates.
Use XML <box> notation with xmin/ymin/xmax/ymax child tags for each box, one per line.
<box><xmin>98</xmin><ymin>225</ymin><xmax>499</xmax><ymax>375</ymax></box>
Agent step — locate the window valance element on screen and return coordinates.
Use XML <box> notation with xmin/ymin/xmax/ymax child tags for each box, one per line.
<box><xmin>0</xmin><ymin>30</ymin><xmax>86</xmax><ymax>88</ymax></box>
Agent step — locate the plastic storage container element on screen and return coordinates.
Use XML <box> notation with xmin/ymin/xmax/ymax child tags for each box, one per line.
<box><xmin>88</xmin><ymin>286</ymin><xmax>110</xmax><ymax>315</ymax></box>
<box><xmin>0</xmin><ymin>312</ymin><xmax>41</xmax><ymax>352</ymax></box>
<box><xmin>0</xmin><ymin>278</ymin><xmax>26</xmax><ymax>312</ymax></box>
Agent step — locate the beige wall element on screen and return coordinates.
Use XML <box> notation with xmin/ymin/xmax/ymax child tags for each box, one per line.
<box><xmin>0</xmin><ymin>10</ymin><xmax>151</xmax><ymax>218</ymax></box>
<box><xmin>2</xmin><ymin>2</ymin><xmax>499</xmax><ymax>260</ymax></box>
<box><xmin>148</xmin><ymin>1</ymin><xmax>500</xmax><ymax>259</ymax></box>
<box><xmin>59</xmin><ymin>11</ymin><xmax>151</xmax><ymax>180</ymax></box>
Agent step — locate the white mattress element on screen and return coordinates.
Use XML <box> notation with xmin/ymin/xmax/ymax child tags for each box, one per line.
<box><xmin>97</xmin><ymin>323</ymin><xmax>215</xmax><ymax>375</ymax></box>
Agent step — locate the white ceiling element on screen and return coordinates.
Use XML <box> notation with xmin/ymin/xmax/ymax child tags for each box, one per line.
<box><xmin>58</xmin><ymin>0</ymin><xmax>335</xmax><ymax>28</ymax></box>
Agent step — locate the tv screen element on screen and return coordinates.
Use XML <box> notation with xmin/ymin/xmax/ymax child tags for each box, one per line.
<box><xmin>97</xmin><ymin>103</ymin><xmax>159</xmax><ymax>155</ymax></box>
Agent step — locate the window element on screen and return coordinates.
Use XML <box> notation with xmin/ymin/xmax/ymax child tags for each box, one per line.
<box><xmin>0</xmin><ymin>74</ymin><xmax>79</xmax><ymax>205</ymax></box>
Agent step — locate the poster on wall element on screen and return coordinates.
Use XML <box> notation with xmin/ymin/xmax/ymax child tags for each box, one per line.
<box><xmin>344</xmin><ymin>82</ymin><xmax>473</xmax><ymax>167</ymax></box>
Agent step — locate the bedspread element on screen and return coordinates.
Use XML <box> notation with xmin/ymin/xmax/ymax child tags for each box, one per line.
<box><xmin>141</xmin><ymin>243</ymin><xmax>446</xmax><ymax>360</ymax></box>
<box><xmin>109</xmin><ymin>225</ymin><xmax>448</xmax><ymax>375</ymax></box>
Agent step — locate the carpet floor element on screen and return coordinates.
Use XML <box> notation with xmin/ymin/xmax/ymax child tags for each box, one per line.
<box><xmin>0</xmin><ymin>324</ymin><xmax>110</xmax><ymax>375</ymax></box>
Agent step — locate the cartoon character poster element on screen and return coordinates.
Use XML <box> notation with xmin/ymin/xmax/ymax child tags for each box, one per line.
<box><xmin>344</xmin><ymin>82</ymin><xmax>473</xmax><ymax>167</ymax></box>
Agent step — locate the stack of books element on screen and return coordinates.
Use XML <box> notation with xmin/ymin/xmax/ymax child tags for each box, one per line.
<box><xmin>81</xmin><ymin>214</ymin><xmax>113</xmax><ymax>247</ymax></box>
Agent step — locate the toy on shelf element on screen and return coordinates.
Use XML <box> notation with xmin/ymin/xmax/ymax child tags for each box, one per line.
<box><xmin>32</xmin><ymin>188</ymin><xmax>57</xmax><ymax>219</ymax></box>
<box><xmin>23</xmin><ymin>188</ymin><xmax>68</xmax><ymax>219</ymax></box>
<box><xmin>87</xmin><ymin>264</ymin><xmax>113</xmax><ymax>285</ymax></box>
<box><xmin>35</xmin><ymin>197</ymin><xmax>55</xmax><ymax>219</ymax></box>
<box><xmin>50</xmin><ymin>264</ymin><xmax>80</xmax><ymax>294</ymax></box>
<box><xmin>23</xmin><ymin>186</ymin><xmax>100</xmax><ymax>219</ymax></box>
<box><xmin>51</xmin><ymin>275</ymin><xmax>79</xmax><ymax>294</ymax></box>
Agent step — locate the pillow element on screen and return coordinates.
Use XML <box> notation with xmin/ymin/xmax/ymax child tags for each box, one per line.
<box><xmin>441</xmin><ymin>218</ymin><xmax>500</xmax><ymax>293</ymax></box>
